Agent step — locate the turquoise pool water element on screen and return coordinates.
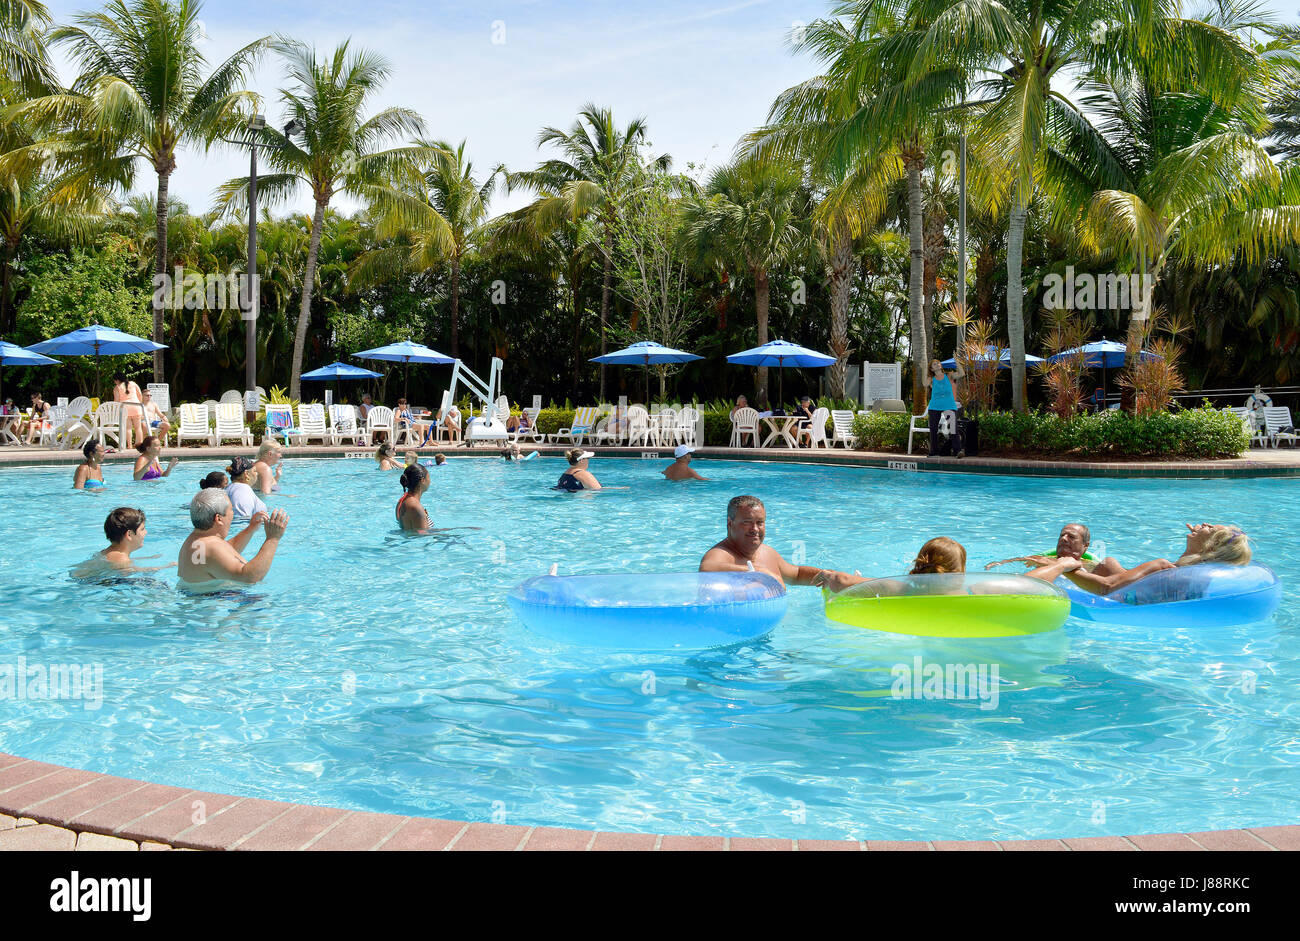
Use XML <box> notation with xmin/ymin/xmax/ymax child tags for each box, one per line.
<box><xmin>0</xmin><ymin>456</ymin><xmax>1297</xmax><ymax>841</ymax></box>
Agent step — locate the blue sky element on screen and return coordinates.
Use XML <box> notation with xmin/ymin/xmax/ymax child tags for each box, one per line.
<box><xmin>41</xmin><ymin>0</ymin><xmax>1300</xmax><ymax>218</ymax></box>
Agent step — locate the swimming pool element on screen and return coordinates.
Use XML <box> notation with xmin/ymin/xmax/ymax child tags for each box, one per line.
<box><xmin>0</xmin><ymin>456</ymin><xmax>1297</xmax><ymax>841</ymax></box>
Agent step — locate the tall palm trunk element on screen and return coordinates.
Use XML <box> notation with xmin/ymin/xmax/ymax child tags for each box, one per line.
<box><xmin>599</xmin><ymin>224</ymin><xmax>613</xmax><ymax>400</ymax></box>
<box><xmin>290</xmin><ymin>200</ymin><xmax>327</xmax><ymax>402</ymax></box>
<box><xmin>1</xmin><ymin>242</ymin><xmax>15</xmax><ymax>335</ymax></box>
<box><xmin>827</xmin><ymin>235</ymin><xmax>855</xmax><ymax>398</ymax></box>
<box><xmin>922</xmin><ymin>202</ymin><xmax>946</xmax><ymax>364</ymax></box>
<box><xmin>449</xmin><ymin>255</ymin><xmax>460</xmax><ymax>358</ymax></box>
<box><xmin>571</xmin><ymin>275</ymin><xmax>582</xmax><ymax>389</ymax></box>
<box><xmin>1006</xmin><ymin>198</ymin><xmax>1029</xmax><ymax>412</ymax></box>
<box><xmin>153</xmin><ymin>166</ymin><xmax>173</xmax><ymax>382</ymax></box>
<box><xmin>904</xmin><ymin>150</ymin><xmax>927</xmax><ymax>409</ymax></box>
<box><xmin>755</xmin><ymin>266</ymin><xmax>770</xmax><ymax>406</ymax></box>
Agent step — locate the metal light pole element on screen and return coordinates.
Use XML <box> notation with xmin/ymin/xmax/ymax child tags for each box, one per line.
<box><xmin>958</xmin><ymin>130</ymin><xmax>967</xmax><ymax>346</ymax></box>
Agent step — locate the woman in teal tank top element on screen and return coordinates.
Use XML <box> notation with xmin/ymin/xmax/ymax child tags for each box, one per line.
<box><xmin>922</xmin><ymin>357</ymin><xmax>965</xmax><ymax>458</ymax></box>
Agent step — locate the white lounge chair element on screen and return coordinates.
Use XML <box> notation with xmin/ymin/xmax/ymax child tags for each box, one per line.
<box><xmin>295</xmin><ymin>403</ymin><xmax>330</xmax><ymax>445</ymax></box>
<box><xmin>366</xmin><ymin>406</ymin><xmax>395</xmax><ymax>445</ymax></box>
<box><xmin>510</xmin><ymin>407</ymin><xmax>544</xmax><ymax>444</ymax></box>
<box><xmin>1263</xmin><ymin>406</ymin><xmax>1298</xmax><ymax>448</ymax></box>
<box><xmin>554</xmin><ymin>406</ymin><xmax>600</xmax><ymax>446</ymax></box>
<box><xmin>730</xmin><ymin>407</ymin><xmax>760</xmax><ymax>447</ymax></box>
<box><xmin>830</xmin><ymin>410</ymin><xmax>858</xmax><ymax>448</ymax></box>
<box><xmin>329</xmin><ymin>404</ymin><xmax>363</xmax><ymax>445</ymax></box>
<box><xmin>264</xmin><ymin>404</ymin><xmax>296</xmax><ymax>444</ymax></box>
<box><xmin>213</xmin><ymin>402</ymin><xmax>253</xmax><ymax>446</ymax></box>
<box><xmin>177</xmin><ymin>403</ymin><xmax>213</xmax><ymax>446</ymax></box>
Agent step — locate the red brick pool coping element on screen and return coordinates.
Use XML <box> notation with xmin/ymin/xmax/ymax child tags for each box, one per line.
<box><xmin>1</xmin><ymin>752</ymin><xmax>1296</xmax><ymax>851</ymax></box>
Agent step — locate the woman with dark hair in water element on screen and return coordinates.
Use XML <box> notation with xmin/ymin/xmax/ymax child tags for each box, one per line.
<box><xmin>73</xmin><ymin>439</ymin><xmax>107</xmax><ymax>490</ymax></box>
<box><xmin>133</xmin><ymin>435</ymin><xmax>179</xmax><ymax>481</ymax></box>
<box><xmin>396</xmin><ymin>463</ymin><xmax>432</xmax><ymax>533</ymax></box>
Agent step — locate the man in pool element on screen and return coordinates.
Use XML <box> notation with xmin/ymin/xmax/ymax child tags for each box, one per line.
<box><xmin>699</xmin><ymin>495</ymin><xmax>862</xmax><ymax>590</ymax></box>
<box><xmin>177</xmin><ymin>489</ymin><xmax>289</xmax><ymax>587</ymax></box>
<box><xmin>986</xmin><ymin>522</ymin><xmax>1127</xmax><ymax>589</ymax></box>
<box><xmin>72</xmin><ymin>507</ymin><xmax>177</xmax><ymax>577</ymax></box>
<box><xmin>663</xmin><ymin>445</ymin><xmax>708</xmax><ymax>481</ymax></box>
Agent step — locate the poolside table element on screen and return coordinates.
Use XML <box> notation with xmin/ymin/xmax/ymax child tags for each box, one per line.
<box><xmin>760</xmin><ymin>415</ymin><xmax>801</xmax><ymax>448</ymax></box>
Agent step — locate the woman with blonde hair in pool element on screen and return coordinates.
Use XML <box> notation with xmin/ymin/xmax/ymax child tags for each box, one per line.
<box><xmin>910</xmin><ymin>537</ymin><xmax>966</xmax><ymax>575</ymax></box>
<box><xmin>374</xmin><ymin>441</ymin><xmax>400</xmax><ymax>470</ymax></box>
<box><xmin>252</xmin><ymin>440</ymin><xmax>283</xmax><ymax>494</ymax></box>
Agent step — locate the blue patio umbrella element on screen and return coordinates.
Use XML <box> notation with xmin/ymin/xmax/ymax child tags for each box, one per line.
<box><xmin>1047</xmin><ymin>338</ymin><xmax>1162</xmax><ymax>405</ymax></box>
<box><xmin>29</xmin><ymin>324</ymin><xmax>166</xmax><ymax>399</ymax></box>
<box><xmin>352</xmin><ymin>340</ymin><xmax>455</xmax><ymax>399</ymax></box>
<box><xmin>0</xmin><ymin>339</ymin><xmax>60</xmax><ymax>408</ymax></box>
<box><xmin>591</xmin><ymin>340</ymin><xmax>702</xmax><ymax>402</ymax></box>
<box><xmin>301</xmin><ymin>361</ymin><xmax>384</xmax><ymax>406</ymax></box>
<box><xmin>727</xmin><ymin>339</ymin><xmax>835</xmax><ymax>405</ymax></box>
<box><xmin>942</xmin><ymin>348</ymin><xmax>1045</xmax><ymax>370</ymax></box>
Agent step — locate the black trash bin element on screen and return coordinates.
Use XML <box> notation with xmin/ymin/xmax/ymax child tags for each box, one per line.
<box><xmin>960</xmin><ymin>416</ymin><xmax>979</xmax><ymax>457</ymax></box>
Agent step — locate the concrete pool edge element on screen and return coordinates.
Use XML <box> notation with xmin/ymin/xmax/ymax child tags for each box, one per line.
<box><xmin>3</xmin><ymin>442</ymin><xmax>1300</xmax><ymax>478</ymax></box>
<box><xmin>1</xmin><ymin>753</ymin><xmax>1295</xmax><ymax>851</ymax></box>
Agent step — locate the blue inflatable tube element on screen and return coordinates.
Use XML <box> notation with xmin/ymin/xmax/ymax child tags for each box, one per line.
<box><xmin>507</xmin><ymin>571</ymin><xmax>788</xmax><ymax>650</ymax></box>
<box><xmin>1060</xmin><ymin>562</ymin><xmax>1281</xmax><ymax>628</ymax></box>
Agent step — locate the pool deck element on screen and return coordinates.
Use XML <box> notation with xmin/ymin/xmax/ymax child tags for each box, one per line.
<box><xmin>1</xmin><ymin>752</ymin><xmax>1295</xmax><ymax>851</ymax></box>
<box><xmin>4</xmin><ymin>440</ymin><xmax>1300</xmax><ymax>477</ymax></box>
<box><xmin>3</xmin><ymin>440</ymin><xmax>1297</xmax><ymax>850</ymax></box>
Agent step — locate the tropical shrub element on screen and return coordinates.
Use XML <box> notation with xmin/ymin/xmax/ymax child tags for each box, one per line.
<box><xmin>850</xmin><ymin>411</ymin><xmax>910</xmax><ymax>451</ymax></box>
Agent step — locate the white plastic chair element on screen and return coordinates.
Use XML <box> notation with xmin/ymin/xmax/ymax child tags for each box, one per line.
<box><xmin>264</xmin><ymin>404</ymin><xmax>296</xmax><ymax>444</ymax></box>
<box><xmin>1263</xmin><ymin>406</ymin><xmax>1298</xmax><ymax>448</ymax></box>
<box><xmin>805</xmin><ymin>406</ymin><xmax>831</xmax><ymax>448</ymax></box>
<box><xmin>93</xmin><ymin>401</ymin><xmax>123</xmax><ymax>448</ymax></box>
<box><xmin>38</xmin><ymin>406</ymin><xmax>66</xmax><ymax>447</ymax></box>
<box><xmin>219</xmin><ymin>389</ymin><xmax>243</xmax><ymax>406</ymax></box>
<box><xmin>295</xmin><ymin>403</ymin><xmax>330</xmax><ymax>445</ymax></box>
<box><xmin>367</xmin><ymin>405</ymin><xmax>395</xmax><ymax>445</ymax></box>
<box><xmin>656</xmin><ymin>407</ymin><xmax>679</xmax><ymax>446</ymax></box>
<box><xmin>213</xmin><ymin>402</ymin><xmax>253</xmax><ymax>446</ymax></box>
<box><xmin>177</xmin><ymin>404</ymin><xmax>213</xmax><ymax>446</ymax></box>
<box><xmin>730</xmin><ymin>407</ymin><xmax>760</xmax><ymax>447</ymax></box>
<box><xmin>830</xmin><ymin>410</ymin><xmax>858</xmax><ymax>448</ymax></box>
<box><xmin>554</xmin><ymin>407</ymin><xmax>600</xmax><ymax>446</ymax></box>
<box><xmin>676</xmin><ymin>407</ymin><xmax>701</xmax><ymax>447</ymax></box>
<box><xmin>329</xmin><ymin>404</ymin><xmax>363</xmax><ymax>445</ymax></box>
<box><xmin>510</xmin><ymin>407</ymin><xmax>544</xmax><ymax>444</ymax></box>
<box><xmin>54</xmin><ymin>397</ymin><xmax>94</xmax><ymax>450</ymax></box>
<box><xmin>908</xmin><ymin>412</ymin><xmax>955</xmax><ymax>455</ymax></box>
<box><xmin>627</xmin><ymin>406</ymin><xmax>652</xmax><ymax>447</ymax></box>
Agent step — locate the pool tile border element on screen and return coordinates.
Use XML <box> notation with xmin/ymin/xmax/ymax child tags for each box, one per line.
<box><xmin>1</xmin><ymin>753</ymin><xmax>1295</xmax><ymax>851</ymax></box>
<box><xmin>3</xmin><ymin>441</ymin><xmax>1300</xmax><ymax>478</ymax></box>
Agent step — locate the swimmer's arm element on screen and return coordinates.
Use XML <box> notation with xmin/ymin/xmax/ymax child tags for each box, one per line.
<box><xmin>208</xmin><ymin>536</ymin><xmax>280</xmax><ymax>584</ymax></box>
<box><xmin>227</xmin><ymin>513</ymin><xmax>267</xmax><ymax>554</ymax></box>
<box><xmin>576</xmin><ymin>471</ymin><xmax>601</xmax><ymax>490</ymax></box>
<box><xmin>160</xmin><ymin>458</ymin><xmax>179</xmax><ymax>477</ymax></box>
<box><xmin>790</xmin><ymin>563</ymin><xmax>864</xmax><ymax>591</ymax></box>
<box><xmin>689</xmin><ymin>468</ymin><xmax>709</xmax><ymax>481</ymax></box>
<box><xmin>132</xmin><ymin>459</ymin><xmax>148</xmax><ymax>481</ymax></box>
<box><xmin>1067</xmin><ymin>559</ymin><xmax>1174</xmax><ymax>595</ymax></box>
<box><xmin>72</xmin><ymin>467</ymin><xmax>87</xmax><ymax>490</ymax></box>
<box><xmin>1023</xmin><ymin>557</ymin><xmax>1082</xmax><ymax>583</ymax></box>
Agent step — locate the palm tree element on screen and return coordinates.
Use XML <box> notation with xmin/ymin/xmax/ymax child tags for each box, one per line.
<box><xmin>1042</xmin><ymin>22</ymin><xmax>1300</xmax><ymax>370</ymax></box>
<box><xmin>681</xmin><ymin>156</ymin><xmax>809</xmax><ymax>406</ymax></box>
<box><xmin>18</xmin><ymin>0</ymin><xmax>269</xmax><ymax>381</ymax></box>
<box><xmin>508</xmin><ymin>104</ymin><xmax>667</xmax><ymax>398</ymax></box>
<box><xmin>911</xmin><ymin>0</ymin><xmax>1264</xmax><ymax>409</ymax></box>
<box><xmin>356</xmin><ymin>139</ymin><xmax>498</xmax><ymax>358</ymax></box>
<box><xmin>0</xmin><ymin>0</ymin><xmax>57</xmax><ymax>94</ymax></box>
<box><xmin>218</xmin><ymin>39</ymin><xmax>435</xmax><ymax>399</ymax></box>
<box><xmin>747</xmin><ymin>6</ymin><xmax>964</xmax><ymax>405</ymax></box>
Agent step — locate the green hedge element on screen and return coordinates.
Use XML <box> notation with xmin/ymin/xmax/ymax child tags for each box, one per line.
<box><xmin>850</xmin><ymin>405</ymin><xmax>1248</xmax><ymax>459</ymax></box>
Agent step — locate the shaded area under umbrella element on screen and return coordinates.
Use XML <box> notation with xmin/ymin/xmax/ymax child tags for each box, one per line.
<box><xmin>591</xmin><ymin>341</ymin><xmax>703</xmax><ymax>403</ymax></box>
<box><xmin>0</xmin><ymin>339</ymin><xmax>60</xmax><ymax>416</ymax></box>
<box><xmin>352</xmin><ymin>340</ymin><xmax>455</xmax><ymax>400</ymax></box>
<box><xmin>1047</xmin><ymin>339</ymin><xmax>1161</xmax><ymax>405</ymax></box>
<box><xmin>28</xmin><ymin>324</ymin><xmax>165</xmax><ymax>401</ymax></box>
<box><xmin>726</xmin><ymin>339</ymin><xmax>834</xmax><ymax>406</ymax></box>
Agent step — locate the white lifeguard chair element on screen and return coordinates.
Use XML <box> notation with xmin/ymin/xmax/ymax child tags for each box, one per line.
<box><xmin>441</xmin><ymin>357</ymin><xmax>508</xmax><ymax>446</ymax></box>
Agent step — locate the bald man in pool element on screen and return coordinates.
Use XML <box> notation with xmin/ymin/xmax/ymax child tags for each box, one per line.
<box><xmin>178</xmin><ymin>489</ymin><xmax>290</xmax><ymax>587</ymax></box>
<box><xmin>699</xmin><ymin>495</ymin><xmax>863</xmax><ymax>591</ymax></box>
